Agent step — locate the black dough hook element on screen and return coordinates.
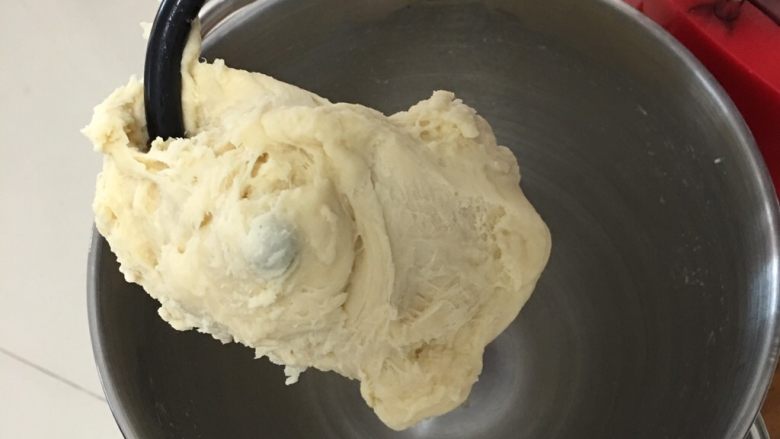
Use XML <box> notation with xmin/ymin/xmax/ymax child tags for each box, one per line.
<box><xmin>144</xmin><ymin>0</ymin><xmax>206</xmax><ymax>144</ymax></box>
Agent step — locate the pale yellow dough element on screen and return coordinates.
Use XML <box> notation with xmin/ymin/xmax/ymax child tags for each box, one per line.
<box><xmin>84</xmin><ymin>31</ymin><xmax>551</xmax><ymax>430</ymax></box>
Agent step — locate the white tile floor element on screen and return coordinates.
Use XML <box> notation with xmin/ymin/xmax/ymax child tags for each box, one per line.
<box><xmin>0</xmin><ymin>1</ymin><xmax>159</xmax><ymax>437</ymax></box>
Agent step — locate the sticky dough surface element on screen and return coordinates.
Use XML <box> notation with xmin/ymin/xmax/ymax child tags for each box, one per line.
<box><xmin>84</xmin><ymin>32</ymin><xmax>551</xmax><ymax>430</ymax></box>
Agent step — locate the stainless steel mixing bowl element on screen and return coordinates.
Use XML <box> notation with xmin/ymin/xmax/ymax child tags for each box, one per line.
<box><xmin>88</xmin><ymin>0</ymin><xmax>780</xmax><ymax>437</ymax></box>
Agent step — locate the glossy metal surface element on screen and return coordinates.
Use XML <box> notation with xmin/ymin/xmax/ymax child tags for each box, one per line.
<box><xmin>751</xmin><ymin>415</ymin><xmax>771</xmax><ymax>439</ymax></box>
<box><xmin>88</xmin><ymin>0</ymin><xmax>780</xmax><ymax>437</ymax></box>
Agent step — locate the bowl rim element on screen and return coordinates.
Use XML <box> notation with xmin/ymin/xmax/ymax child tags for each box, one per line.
<box><xmin>87</xmin><ymin>0</ymin><xmax>780</xmax><ymax>437</ymax></box>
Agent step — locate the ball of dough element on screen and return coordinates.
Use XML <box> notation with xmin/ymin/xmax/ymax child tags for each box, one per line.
<box><xmin>84</xmin><ymin>32</ymin><xmax>551</xmax><ymax>430</ymax></box>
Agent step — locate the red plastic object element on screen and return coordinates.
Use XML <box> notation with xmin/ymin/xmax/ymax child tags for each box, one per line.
<box><xmin>625</xmin><ymin>0</ymin><xmax>780</xmax><ymax>190</ymax></box>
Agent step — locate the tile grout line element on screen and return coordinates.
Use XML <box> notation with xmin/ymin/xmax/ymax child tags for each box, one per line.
<box><xmin>0</xmin><ymin>346</ymin><xmax>106</xmax><ymax>403</ymax></box>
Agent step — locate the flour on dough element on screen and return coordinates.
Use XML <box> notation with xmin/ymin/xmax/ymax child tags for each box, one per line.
<box><xmin>84</xmin><ymin>29</ymin><xmax>551</xmax><ymax>430</ymax></box>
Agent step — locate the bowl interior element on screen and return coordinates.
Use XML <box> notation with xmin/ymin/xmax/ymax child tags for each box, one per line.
<box><xmin>90</xmin><ymin>1</ymin><xmax>779</xmax><ymax>438</ymax></box>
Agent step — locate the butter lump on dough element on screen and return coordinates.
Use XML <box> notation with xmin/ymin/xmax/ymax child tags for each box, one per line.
<box><xmin>84</xmin><ymin>32</ymin><xmax>551</xmax><ymax>430</ymax></box>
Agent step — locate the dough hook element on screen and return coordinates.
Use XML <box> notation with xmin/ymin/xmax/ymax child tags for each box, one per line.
<box><xmin>144</xmin><ymin>0</ymin><xmax>205</xmax><ymax>144</ymax></box>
